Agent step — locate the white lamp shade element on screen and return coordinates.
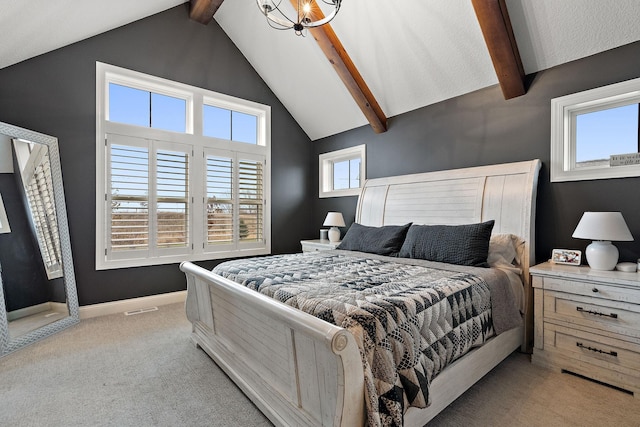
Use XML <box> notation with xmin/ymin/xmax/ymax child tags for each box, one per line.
<box><xmin>323</xmin><ymin>212</ymin><xmax>345</xmax><ymax>227</ymax></box>
<box><xmin>572</xmin><ymin>212</ymin><xmax>633</xmax><ymax>241</ymax></box>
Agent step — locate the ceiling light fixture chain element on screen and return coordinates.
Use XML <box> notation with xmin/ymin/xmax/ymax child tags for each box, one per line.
<box><xmin>257</xmin><ymin>0</ymin><xmax>341</xmax><ymax>36</ymax></box>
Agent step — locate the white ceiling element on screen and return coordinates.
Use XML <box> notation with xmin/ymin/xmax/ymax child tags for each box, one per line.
<box><xmin>1</xmin><ymin>1</ymin><xmax>640</xmax><ymax>141</ymax></box>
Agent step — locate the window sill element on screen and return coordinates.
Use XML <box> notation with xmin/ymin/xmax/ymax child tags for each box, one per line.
<box><xmin>96</xmin><ymin>247</ymin><xmax>270</xmax><ymax>270</ymax></box>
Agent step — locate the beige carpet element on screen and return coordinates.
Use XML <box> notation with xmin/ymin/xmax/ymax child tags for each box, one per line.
<box><xmin>1</xmin><ymin>302</ymin><xmax>638</xmax><ymax>427</ymax></box>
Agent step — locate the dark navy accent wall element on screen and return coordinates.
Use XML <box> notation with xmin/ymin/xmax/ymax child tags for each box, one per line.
<box><xmin>314</xmin><ymin>41</ymin><xmax>640</xmax><ymax>265</ymax></box>
<box><xmin>2</xmin><ymin>5</ymin><xmax>639</xmax><ymax>306</ymax></box>
<box><xmin>0</xmin><ymin>5</ymin><xmax>316</xmax><ymax>305</ymax></box>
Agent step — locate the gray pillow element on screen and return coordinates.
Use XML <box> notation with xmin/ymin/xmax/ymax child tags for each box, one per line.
<box><xmin>337</xmin><ymin>222</ymin><xmax>412</xmax><ymax>256</ymax></box>
<box><xmin>398</xmin><ymin>220</ymin><xmax>495</xmax><ymax>267</ymax></box>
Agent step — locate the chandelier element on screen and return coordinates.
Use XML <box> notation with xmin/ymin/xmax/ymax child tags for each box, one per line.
<box><xmin>257</xmin><ymin>0</ymin><xmax>342</xmax><ymax>36</ymax></box>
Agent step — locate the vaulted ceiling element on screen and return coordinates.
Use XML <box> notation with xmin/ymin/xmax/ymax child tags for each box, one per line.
<box><xmin>1</xmin><ymin>1</ymin><xmax>640</xmax><ymax>140</ymax></box>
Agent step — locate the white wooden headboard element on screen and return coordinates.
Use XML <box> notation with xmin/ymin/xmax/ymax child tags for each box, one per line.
<box><xmin>356</xmin><ymin>159</ymin><xmax>542</xmax><ymax>349</ymax></box>
<box><xmin>357</xmin><ymin>160</ymin><xmax>541</xmax><ymax>265</ymax></box>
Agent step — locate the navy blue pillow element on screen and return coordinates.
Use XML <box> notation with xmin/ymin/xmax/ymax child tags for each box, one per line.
<box><xmin>398</xmin><ymin>220</ymin><xmax>495</xmax><ymax>267</ymax></box>
<box><xmin>337</xmin><ymin>223</ymin><xmax>412</xmax><ymax>256</ymax></box>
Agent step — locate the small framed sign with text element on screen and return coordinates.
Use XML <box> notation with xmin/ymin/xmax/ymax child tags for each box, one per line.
<box><xmin>610</xmin><ymin>152</ymin><xmax>640</xmax><ymax>167</ymax></box>
<box><xmin>551</xmin><ymin>249</ymin><xmax>582</xmax><ymax>266</ymax></box>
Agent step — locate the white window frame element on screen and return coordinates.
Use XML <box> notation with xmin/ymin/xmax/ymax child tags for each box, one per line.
<box><xmin>96</xmin><ymin>62</ymin><xmax>271</xmax><ymax>270</ymax></box>
<box><xmin>319</xmin><ymin>144</ymin><xmax>366</xmax><ymax>198</ymax></box>
<box><xmin>551</xmin><ymin>76</ymin><xmax>640</xmax><ymax>182</ymax></box>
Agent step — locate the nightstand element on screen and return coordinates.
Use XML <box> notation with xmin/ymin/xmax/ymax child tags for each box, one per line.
<box><xmin>530</xmin><ymin>261</ymin><xmax>640</xmax><ymax>397</ymax></box>
<box><xmin>300</xmin><ymin>239</ymin><xmax>340</xmax><ymax>252</ymax></box>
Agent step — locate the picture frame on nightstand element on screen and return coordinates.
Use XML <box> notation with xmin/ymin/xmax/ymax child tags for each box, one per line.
<box><xmin>550</xmin><ymin>248</ymin><xmax>581</xmax><ymax>266</ymax></box>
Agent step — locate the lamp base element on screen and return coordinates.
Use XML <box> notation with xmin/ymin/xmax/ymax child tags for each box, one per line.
<box><xmin>328</xmin><ymin>226</ymin><xmax>341</xmax><ymax>243</ymax></box>
<box><xmin>585</xmin><ymin>240</ymin><xmax>619</xmax><ymax>271</ymax></box>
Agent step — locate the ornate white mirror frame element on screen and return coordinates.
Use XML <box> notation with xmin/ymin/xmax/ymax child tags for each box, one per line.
<box><xmin>0</xmin><ymin>121</ymin><xmax>79</xmax><ymax>356</ymax></box>
<box><xmin>550</xmin><ymin>76</ymin><xmax>640</xmax><ymax>182</ymax></box>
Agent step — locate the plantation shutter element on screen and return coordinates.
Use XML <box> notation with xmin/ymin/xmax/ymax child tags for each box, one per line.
<box><xmin>156</xmin><ymin>148</ymin><xmax>189</xmax><ymax>249</ymax></box>
<box><xmin>204</xmin><ymin>151</ymin><xmax>265</xmax><ymax>250</ymax></box>
<box><xmin>109</xmin><ymin>140</ymin><xmax>150</xmax><ymax>252</ymax></box>
<box><xmin>108</xmin><ymin>135</ymin><xmax>192</xmax><ymax>258</ymax></box>
<box><xmin>206</xmin><ymin>153</ymin><xmax>234</xmax><ymax>245</ymax></box>
<box><xmin>238</xmin><ymin>157</ymin><xmax>264</xmax><ymax>243</ymax></box>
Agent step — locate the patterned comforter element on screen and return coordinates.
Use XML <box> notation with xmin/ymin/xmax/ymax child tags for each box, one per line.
<box><xmin>213</xmin><ymin>250</ymin><xmax>522</xmax><ymax>427</ymax></box>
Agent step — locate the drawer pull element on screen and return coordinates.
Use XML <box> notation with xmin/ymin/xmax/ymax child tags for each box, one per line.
<box><xmin>592</xmin><ymin>287</ymin><xmax>599</xmax><ymax>293</ymax></box>
<box><xmin>576</xmin><ymin>342</ymin><xmax>618</xmax><ymax>357</ymax></box>
<box><xmin>576</xmin><ymin>306</ymin><xmax>618</xmax><ymax>319</ymax></box>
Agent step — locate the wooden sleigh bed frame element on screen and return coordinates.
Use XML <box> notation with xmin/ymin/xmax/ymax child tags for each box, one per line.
<box><xmin>181</xmin><ymin>159</ymin><xmax>542</xmax><ymax>426</ymax></box>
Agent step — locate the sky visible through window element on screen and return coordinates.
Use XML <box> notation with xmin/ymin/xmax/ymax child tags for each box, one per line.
<box><xmin>109</xmin><ymin>84</ymin><xmax>186</xmax><ymax>132</ymax></box>
<box><xmin>203</xmin><ymin>105</ymin><xmax>257</xmax><ymax>144</ymax></box>
<box><xmin>333</xmin><ymin>158</ymin><xmax>360</xmax><ymax>190</ymax></box>
<box><xmin>109</xmin><ymin>83</ymin><xmax>258</xmax><ymax>145</ymax></box>
<box><xmin>576</xmin><ymin>103</ymin><xmax>639</xmax><ymax>163</ymax></box>
<box><xmin>109</xmin><ymin>84</ymin><xmax>259</xmax><ymax>207</ymax></box>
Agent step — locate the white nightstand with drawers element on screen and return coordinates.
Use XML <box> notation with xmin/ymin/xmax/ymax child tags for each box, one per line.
<box><xmin>300</xmin><ymin>239</ymin><xmax>340</xmax><ymax>252</ymax></box>
<box><xmin>530</xmin><ymin>261</ymin><xmax>640</xmax><ymax>397</ymax></box>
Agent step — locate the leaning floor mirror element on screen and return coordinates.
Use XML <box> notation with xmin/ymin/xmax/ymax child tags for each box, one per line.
<box><xmin>0</xmin><ymin>121</ymin><xmax>79</xmax><ymax>356</ymax></box>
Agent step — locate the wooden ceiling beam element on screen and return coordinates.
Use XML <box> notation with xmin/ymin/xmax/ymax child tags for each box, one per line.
<box><xmin>189</xmin><ymin>0</ymin><xmax>224</xmax><ymax>25</ymax></box>
<box><xmin>190</xmin><ymin>0</ymin><xmax>386</xmax><ymax>133</ymax></box>
<box><xmin>471</xmin><ymin>0</ymin><xmax>526</xmax><ymax>99</ymax></box>
<box><xmin>302</xmin><ymin>1</ymin><xmax>387</xmax><ymax>134</ymax></box>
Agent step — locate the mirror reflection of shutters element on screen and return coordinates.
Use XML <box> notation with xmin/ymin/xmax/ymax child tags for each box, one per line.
<box><xmin>27</xmin><ymin>153</ymin><xmax>62</xmax><ymax>275</ymax></box>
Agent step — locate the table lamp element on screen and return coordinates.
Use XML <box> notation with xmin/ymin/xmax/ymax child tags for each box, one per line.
<box><xmin>323</xmin><ymin>212</ymin><xmax>345</xmax><ymax>243</ymax></box>
<box><xmin>572</xmin><ymin>211</ymin><xmax>633</xmax><ymax>270</ymax></box>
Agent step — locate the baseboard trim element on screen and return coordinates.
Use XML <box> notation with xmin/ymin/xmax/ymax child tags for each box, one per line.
<box><xmin>79</xmin><ymin>291</ymin><xmax>187</xmax><ymax>319</ymax></box>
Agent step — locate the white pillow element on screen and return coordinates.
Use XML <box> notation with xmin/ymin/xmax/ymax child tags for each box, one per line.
<box><xmin>488</xmin><ymin>233</ymin><xmax>524</xmax><ymax>269</ymax></box>
<box><xmin>488</xmin><ymin>234</ymin><xmax>525</xmax><ymax>313</ymax></box>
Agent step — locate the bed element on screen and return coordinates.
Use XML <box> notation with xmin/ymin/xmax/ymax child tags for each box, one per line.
<box><xmin>180</xmin><ymin>159</ymin><xmax>541</xmax><ymax>426</ymax></box>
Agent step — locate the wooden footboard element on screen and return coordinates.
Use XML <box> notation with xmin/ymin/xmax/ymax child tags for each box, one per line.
<box><xmin>182</xmin><ymin>261</ymin><xmax>523</xmax><ymax>427</ymax></box>
<box><xmin>180</xmin><ymin>261</ymin><xmax>365</xmax><ymax>427</ymax></box>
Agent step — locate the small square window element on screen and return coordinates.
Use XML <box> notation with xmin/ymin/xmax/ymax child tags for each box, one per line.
<box><xmin>319</xmin><ymin>145</ymin><xmax>365</xmax><ymax>198</ymax></box>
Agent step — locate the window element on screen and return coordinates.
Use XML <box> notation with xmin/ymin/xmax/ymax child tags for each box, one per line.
<box><xmin>96</xmin><ymin>63</ymin><xmax>271</xmax><ymax>270</ymax></box>
<box><xmin>203</xmin><ymin>104</ymin><xmax>258</xmax><ymax>144</ymax></box>
<box><xmin>109</xmin><ymin>83</ymin><xmax>188</xmax><ymax>133</ymax></box>
<box><xmin>551</xmin><ymin>76</ymin><xmax>640</xmax><ymax>182</ymax></box>
<box><xmin>575</xmin><ymin>103</ymin><xmax>638</xmax><ymax>164</ymax></box>
<box><xmin>319</xmin><ymin>145</ymin><xmax>366</xmax><ymax>197</ymax></box>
